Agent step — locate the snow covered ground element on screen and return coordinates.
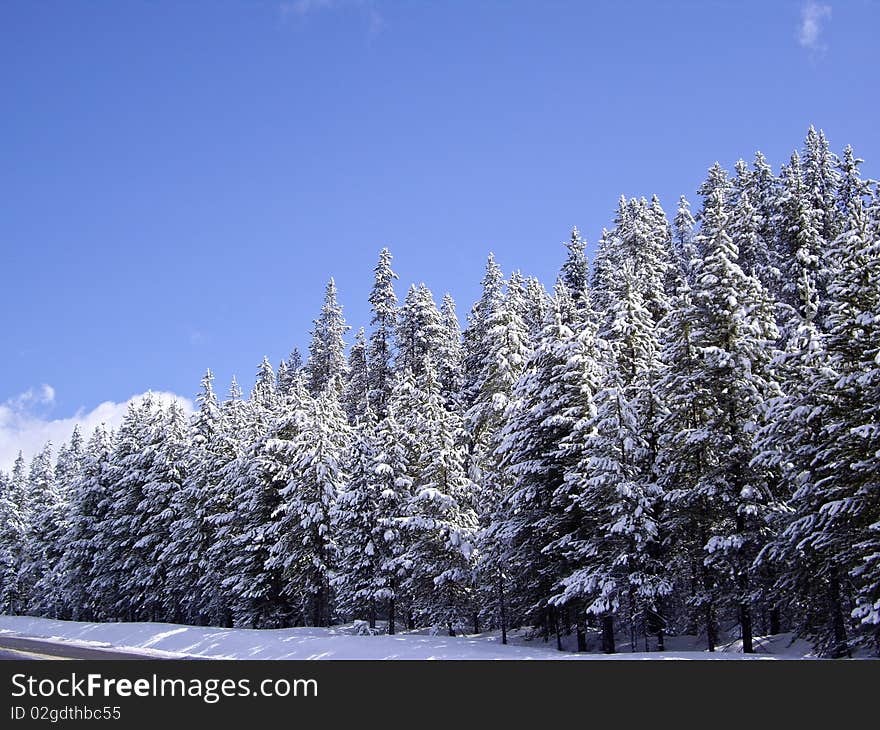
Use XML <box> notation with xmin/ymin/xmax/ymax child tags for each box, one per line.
<box><xmin>0</xmin><ymin>615</ymin><xmax>822</xmax><ymax>660</ymax></box>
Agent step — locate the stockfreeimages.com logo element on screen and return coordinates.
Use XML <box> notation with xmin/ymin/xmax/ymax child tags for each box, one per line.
<box><xmin>11</xmin><ymin>673</ymin><xmax>318</xmax><ymax>704</ymax></box>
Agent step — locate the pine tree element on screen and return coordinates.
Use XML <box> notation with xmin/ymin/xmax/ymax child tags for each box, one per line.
<box><xmin>697</xmin><ymin>163</ymin><xmax>735</xmax><ymax>224</ymax></box>
<box><xmin>401</xmin><ymin>362</ymin><xmax>478</xmax><ymax>633</ymax></box>
<box><xmin>0</xmin><ymin>454</ymin><xmax>28</xmax><ymax>614</ymax></box>
<box><xmin>523</xmin><ymin>277</ymin><xmax>550</xmax><ymax>341</ymax></box>
<box><xmin>58</xmin><ymin>425</ymin><xmax>114</xmax><ymax>621</ymax></box>
<box><xmin>541</xmin><ymin>285</ymin><xmax>603</xmax><ymax>650</ymax></box>
<box><xmin>497</xmin><ymin>288</ymin><xmax>601</xmax><ymax>644</ymax></box>
<box><xmin>0</xmin><ymin>470</ymin><xmax>17</xmax><ymax>614</ymax></box>
<box><xmin>775</xmin><ymin>152</ymin><xmax>825</xmax><ymax>329</ymax></box>
<box><xmin>343</xmin><ymin>328</ymin><xmax>370</xmax><ymax>424</ymax></box>
<box><xmin>396</xmin><ymin>284</ymin><xmax>445</xmax><ymax>377</ymax></box>
<box><xmin>591</xmin><ymin>227</ymin><xmax>617</xmax><ymax>315</ymax></box>
<box><xmin>803</xmin><ymin>126</ymin><xmax>841</xmax><ymax>243</ymax></box>
<box><xmin>437</xmin><ymin>293</ymin><xmax>464</xmax><ymax>409</ymax></box>
<box><xmin>252</xmin><ymin>356</ymin><xmax>278</xmax><ymax>412</ymax></box>
<box><xmin>661</xmin><ymin>188</ymin><xmax>780</xmax><ymax>652</ymax></box>
<box><xmin>839</xmin><ymin>196</ymin><xmax>880</xmax><ymax>653</ymax></box>
<box><xmin>278</xmin><ymin>348</ymin><xmax>304</xmax><ymax>396</ymax></box>
<box><xmin>672</xmin><ymin>196</ymin><xmax>696</xmax><ymax>285</ymax></box>
<box><xmin>307</xmin><ymin>278</ymin><xmax>349</xmax><ymax>397</ymax></box>
<box><xmin>593</xmin><ymin>195</ymin><xmax>673</xmax><ymax>327</ymax></box>
<box><xmin>88</xmin><ymin>397</ymin><xmax>151</xmax><ymax>619</ymax></box>
<box><xmin>464</xmin><ymin>263</ymin><xmax>531</xmax><ymax>474</ymax></box>
<box><xmin>767</xmin><ymin>198</ymin><xmax>880</xmax><ymax>655</ymax></box>
<box><xmin>748</xmin><ymin>151</ymin><xmax>785</xmax><ymax>301</ymax></box>
<box><xmin>462</xmin><ymin>257</ymin><xmax>533</xmax><ymax>637</ymax></box>
<box><xmin>268</xmin><ymin>391</ymin><xmax>349</xmax><ymax>626</ymax></box>
<box><xmin>128</xmin><ymin>401</ymin><xmax>188</xmax><ymax>621</ymax></box>
<box><xmin>33</xmin><ymin>429</ymin><xmax>84</xmax><ymax>618</ymax></box>
<box><xmin>555</xmin><ymin>264</ymin><xmax>667</xmax><ymax>652</ymax></box>
<box><xmin>836</xmin><ymin>145</ymin><xmax>872</xmax><ymax>223</ymax></box>
<box><xmin>730</xmin><ymin>191</ymin><xmax>770</xmax><ymax>283</ymax></box>
<box><xmin>21</xmin><ymin>444</ymin><xmax>63</xmax><ymax>615</ymax></box>
<box><xmin>560</xmin><ymin>226</ymin><xmax>589</xmax><ymax>308</ymax></box>
<box><xmin>462</xmin><ymin>253</ymin><xmax>505</xmax><ymax>413</ymax></box>
<box><xmin>222</xmin><ymin>363</ymin><xmax>298</xmax><ymax>628</ymax></box>
<box><xmin>368</xmin><ymin>248</ymin><xmax>399</xmax><ymax>417</ymax></box>
<box><xmin>201</xmin><ymin>377</ymin><xmax>252</xmax><ymax>626</ymax></box>
<box><xmin>163</xmin><ymin>371</ymin><xmax>221</xmax><ymax>624</ymax></box>
<box><xmin>333</xmin><ymin>411</ymin><xmax>383</xmax><ymax>627</ymax></box>
<box><xmin>372</xmin><ymin>374</ymin><xmax>420</xmax><ymax>633</ymax></box>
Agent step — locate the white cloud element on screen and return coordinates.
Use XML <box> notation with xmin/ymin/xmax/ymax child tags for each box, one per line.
<box><xmin>0</xmin><ymin>388</ymin><xmax>193</xmax><ymax>473</ymax></box>
<box><xmin>40</xmin><ymin>384</ymin><xmax>56</xmax><ymax>404</ymax></box>
<box><xmin>798</xmin><ymin>2</ymin><xmax>832</xmax><ymax>50</ymax></box>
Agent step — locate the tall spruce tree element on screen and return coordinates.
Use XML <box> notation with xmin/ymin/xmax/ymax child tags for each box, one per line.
<box><xmin>661</xmin><ymin>187</ymin><xmax>780</xmax><ymax>652</ymax></box>
<box><xmin>368</xmin><ymin>248</ymin><xmax>399</xmax><ymax>417</ymax></box>
<box><xmin>0</xmin><ymin>454</ymin><xmax>28</xmax><ymax>614</ymax></box>
<box><xmin>343</xmin><ymin>328</ymin><xmax>370</xmax><ymax>424</ymax></box>
<box><xmin>307</xmin><ymin>278</ymin><xmax>349</xmax><ymax>397</ymax></box>
<box><xmin>163</xmin><ymin>371</ymin><xmax>221</xmax><ymax>624</ymax></box>
<box><xmin>268</xmin><ymin>391</ymin><xmax>349</xmax><ymax>626</ymax></box>
<box><xmin>333</xmin><ymin>410</ymin><xmax>383</xmax><ymax>627</ymax></box>
<box><xmin>59</xmin><ymin>425</ymin><xmax>114</xmax><ymax>621</ymax></box>
<box><xmin>437</xmin><ymin>293</ymin><xmax>464</xmax><ymax>409</ymax></box>
<box><xmin>396</xmin><ymin>284</ymin><xmax>445</xmax><ymax>377</ymax></box>
<box><xmin>401</xmin><ymin>361</ymin><xmax>478</xmax><ymax>633</ymax></box>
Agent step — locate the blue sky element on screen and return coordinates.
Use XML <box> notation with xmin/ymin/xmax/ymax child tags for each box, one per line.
<box><xmin>1</xmin><ymin>0</ymin><xmax>878</xmax><ymax>468</ymax></box>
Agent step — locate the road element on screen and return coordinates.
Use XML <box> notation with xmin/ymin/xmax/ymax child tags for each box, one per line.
<box><xmin>0</xmin><ymin>636</ymin><xmax>161</xmax><ymax>660</ymax></box>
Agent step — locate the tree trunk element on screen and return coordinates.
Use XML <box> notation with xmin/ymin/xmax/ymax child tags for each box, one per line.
<box><xmin>388</xmin><ymin>595</ymin><xmax>396</xmax><ymax>635</ymax></box>
<box><xmin>646</xmin><ymin>604</ymin><xmax>665</xmax><ymax>651</ymax></box>
<box><xmin>312</xmin><ymin>590</ymin><xmax>321</xmax><ymax>628</ymax></box>
<box><xmin>740</xmin><ymin>600</ymin><xmax>754</xmax><ymax>653</ymax></box>
<box><xmin>705</xmin><ymin>602</ymin><xmax>716</xmax><ymax>652</ymax></box>
<box><xmin>602</xmin><ymin>614</ymin><xmax>615</xmax><ymax>654</ymax></box>
<box><xmin>828</xmin><ymin>572</ymin><xmax>850</xmax><ymax>658</ymax></box>
<box><xmin>498</xmin><ymin>573</ymin><xmax>507</xmax><ymax>645</ymax></box>
<box><xmin>769</xmin><ymin>607</ymin><xmax>780</xmax><ymax>635</ymax></box>
<box><xmin>473</xmin><ymin>612</ymin><xmax>480</xmax><ymax>635</ymax></box>
<box><xmin>576</xmin><ymin>606</ymin><xmax>587</xmax><ymax>653</ymax></box>
<box><xmin>700</xmin><ymin>524</ymin><xmax>716</xmax><ymax>652</ymax></box>
<box><xmin>629</xmin><ymin>588</ymin><xmax>637</xmax><ymax>653</ymax></box>
<box><xmin>553</xmin><ymin>606</ymin><xmax>563</xmax><ymax>651</ymax></box>
<box><xmin>735</xmin><ymin>514</ymin><xmax>753</xmax><ymax>653</ymax></box>
<box><xmin>369</xmin><ymin>600</ymin><xmax>376</xmax><ymax>630</ymax></box>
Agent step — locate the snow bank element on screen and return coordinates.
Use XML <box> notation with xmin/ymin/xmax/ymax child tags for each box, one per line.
<box><xmin>0</xmin><ymin>616</ymin><xmax>819</xmax><ymax>660</ymax></box>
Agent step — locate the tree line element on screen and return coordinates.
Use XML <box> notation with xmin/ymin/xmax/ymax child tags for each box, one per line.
<box><xmin>1</xmin><ymin>127</ymin><xmax>878</xmax><ymax>656</ymax></box>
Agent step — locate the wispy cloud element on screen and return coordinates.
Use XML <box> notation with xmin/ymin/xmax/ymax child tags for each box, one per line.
<box><xmin>189</xmin><ymin>330</ymin><xmax>208</xmax><ymax>346</ymax></box>
<box><xmin>0</xmin><ymin>387</ymin><xmax>193</xmax><ymax>472</ymax></box>
<box><xmin>6</xmin><ymin>383</ymin><xmax>56</xmax><ymax>412</ymax></box>
<box><xmin>366</xmin><ymin>5</ymin><xmax>385</xmax><ymax>37</ymax></box>
<box><xmin>278</xmin><ymin>0</ymin><xmax>384</xmax><ymax>38</ymax></box>
<box><xmin>279</xmin><ymin>0</ymin><xmax>337</xmax><ymax>19</ymax></box>
<box><xmin>798</xmin><ymin>1</ymin><xmax>832</xmax><ymax>51</ymax></box>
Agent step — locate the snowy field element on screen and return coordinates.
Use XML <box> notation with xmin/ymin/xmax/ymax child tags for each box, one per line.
<box><xmin>0</xmin><ymin>615</ymin><xmax>822</xmax><ymax>660</ymax></box>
